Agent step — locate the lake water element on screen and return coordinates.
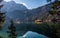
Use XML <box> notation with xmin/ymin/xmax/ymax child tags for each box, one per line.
<box><xmin>0</xmin><ymin>19</ymin><xmax>48</xmax><ymax>38</ymax></box>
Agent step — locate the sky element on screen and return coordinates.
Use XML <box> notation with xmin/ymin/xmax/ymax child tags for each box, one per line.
<box><xmin>4</xmin><ymin>0</ymin><xmax>54</xmax><ymax>9</ymax></box>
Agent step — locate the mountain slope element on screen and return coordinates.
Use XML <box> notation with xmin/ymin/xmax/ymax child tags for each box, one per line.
<box><xmin>1</xmin><ymin>1</ymin><xmax>28</xmax><ymax>12</ymax></box>
<box><xmin>27</xmin><ymin>4</ymin><xmax>51</xmax><ymax>22</ymax></box>
<box><xmin>1</xmin><ymin>1</ymin><xmax>28</xmax><ymax>22</ymax></box>
<box><xmin>1</xmin><ymin>1</ymin><xmax>52</xmax><ymax>22</ymax></box>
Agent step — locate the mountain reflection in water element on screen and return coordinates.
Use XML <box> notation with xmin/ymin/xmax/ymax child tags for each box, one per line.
<box><xmin>0</xmin><ymin>20</ymin><xmax>50</xmax><ymax>38</ymax></box>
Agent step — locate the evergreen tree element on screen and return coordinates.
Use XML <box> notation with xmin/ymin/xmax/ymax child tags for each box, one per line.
<box><xmin>0</xmin><ymin>0</ymin><xmax>5</xmax><ymax>30</ymax></box>
<box><xmin>0</xmin><ymin>36</ymin><xmax>3</xmax><ymax>38</ymax></box>
<box><xmin>7</xmin><ymin>19</ymin><xmax>17</xmax><ymax>38</ymax></box>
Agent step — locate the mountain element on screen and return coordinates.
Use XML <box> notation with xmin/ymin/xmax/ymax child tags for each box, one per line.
<box><xmin>1</xmin><ymin>1</ymin><xmax>28</xmax><ymax>12</ymax></box>
<box><xmin>6</xmin><ymin>10</ymin><xmax>28</xmax><ymax>22</ymax></box>
<box><xmin>1</xmin><ymin>1</ymin><xmax>28</xmax><ymax>22</ymax></box>
<box><xmin>0</xmin><ymin>1</ymin><xmax>59</xmax><ymax>38</ymax></box>
<box><xmin>26</xmin><ymin>4</ymin><xmax>51</xmax><ymax>22</ymax></box>
<box><xmin>1</xmin><ymin>1</ymin><xmax>52</xmax><ymax>22</ymax></box>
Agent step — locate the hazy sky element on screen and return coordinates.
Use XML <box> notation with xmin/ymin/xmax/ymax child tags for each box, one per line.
<box><xmin>4</xmin><ymin>0</ymin><xmax>54</xmax><ymax>9</ymax></box>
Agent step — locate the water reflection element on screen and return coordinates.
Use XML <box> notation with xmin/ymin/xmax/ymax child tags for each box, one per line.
<box><xmin>17</xmin><ymin>31</ymin><xmax>48</xmax><ymax>38</ymax></box>
<box><xmin>0</xmin><ymin>20</ymin><xmax>56</xmax><ymax>38</ymax></box>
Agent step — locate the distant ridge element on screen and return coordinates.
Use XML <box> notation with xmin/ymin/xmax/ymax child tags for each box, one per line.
<box><xmin>1</xmin><ymin>1</ymin><xmax>28</xmax><ymax>12</ymax></box>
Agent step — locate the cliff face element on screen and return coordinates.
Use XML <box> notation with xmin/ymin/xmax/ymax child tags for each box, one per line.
<box><xmin>27</xmin><ymin>1</ymin><xmax>60</xmax><ymax>22</ymax></box>
<box><xmin>27</xmin><ymin>4</ymin><xmax>51</xmax><ymax>22</ymax></box>
<box><xmin>47</xmin><ymin>1</ymin><xmax>60</xmax><ymax>23</ymax></box>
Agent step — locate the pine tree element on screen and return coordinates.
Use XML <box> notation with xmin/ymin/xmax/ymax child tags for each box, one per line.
<box><xmin>0</xmin><ymin>0</ymin><xmax>5</xmax><ymax>30</ymax></box>
<box><xmin>7</xmin><ymin>19</ymin><xmax>17</xmax><ymax>38</ymax></box>
<box><xmin>0</xmin><ymin>36</ymin><xmax>3</xmax><ymax>38</ymax></box>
